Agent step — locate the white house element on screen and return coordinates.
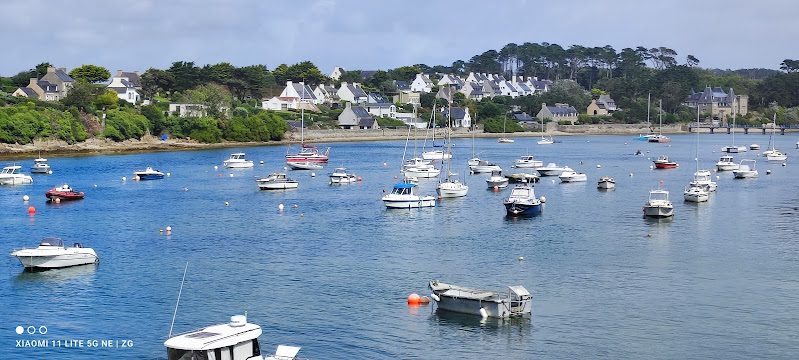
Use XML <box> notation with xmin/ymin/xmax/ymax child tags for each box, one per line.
<box><xmin>313</xmin><ymin>84</ymin><xmax>339</xmax><ymax>104</ymax></box>
<box><xmin>498</xmin><ymin>81</ymin><xmax>519</xmax><ymax>98</ymax></box>
<box><xmin>279</xmin><ymin>81</ymin><xmax>319</xmax><ymax>104</ymax></box>
<box><xmin>337</xmin><ymin>82</ymin><xmax>368</xmax><ymax>104</ymax></box>
<box><xmin>410</xmin><ymin>73</ymin><xmax>433</xmax><ymax>93</ymax></box>
<box><xmin>460</xmin><ymin>82</ymin><xmax>484</xmax><ymax>101</ymax></box>
<box><xmin>437</xmin><ymin>74</ymin><xmax>464</xmax><ymax>89</ymax></box>
<box><xmin>329</xmin><ymin>66</ymin><xmax>345</xmax><ymax>81</ymax></box>
<box><xmin>441</xmin><ymin>107</ymin><xmax>472</xmax><ymax>128</ymax></box>
<box><xmin>106</xmin><ymin>76</ymin><xmax>140</xmax><ymax>104</ymax></box>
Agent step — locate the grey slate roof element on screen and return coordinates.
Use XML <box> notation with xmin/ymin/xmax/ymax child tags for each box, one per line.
<box><xmin>368</xmin><ymin>92</ymin><xmax>389</xmax><ymax>104</ymax></box>
<box><xmin>38</xmin><ymin>80</ymin><xmax>58</xmax><ymax>93</ymax></box>
<box><xmin>548</xmin><ymin>105</ymin><xmax>578</xmax><ymax>115</ymax></box>
<box><xmin>118</xmin><ymin>72</ymin><xmax>141</xmax><ymax>87</ymax></box>
<box><xmin>442</xmin><ymin>107</ymin><xmax>466</xmax><ymax>120</ymax></box>
<box><xmin>531</xmin><ymin>80</ymin><xmax>549</xmax><ymax>90</ymax></box>
<box><xmin>351</xmin><ymin>106</ymin><xmax>372</xmax><ymax>120</ymax></box>
<box><xmin>291</xmin><ymin>83</ymin><xmax>317</xmax><ymax>100</ymax></box>
<box><xmin>53</xmin><ymin>68</ymin><xmax>74</xmax><ymax>83</ymax></box>
<box><xmin>19</xmin><ymin>87</ymin><xmax>37</xmax><ymax>97</ymax></box>
<box><xmin>348</xmin><ymin>84</ymin><xmax>368</xmax><ymax>98</ymax></box>
<box><xmin>394</xmin><ymin>81</ymin><xmax>410</xmax><ymax>91</ymax></box>
<box><xmin>513</xmin><ymin>113</ymin><xmax>535</xmax><ymax>122</ymax></box>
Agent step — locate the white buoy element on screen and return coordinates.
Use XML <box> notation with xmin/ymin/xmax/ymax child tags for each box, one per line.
<box><xmin>122</xmin><ymin>176</ymin><xmax>127</xmax><ymax>182</ymax></box>
<box><xmin>133</xmin><ymin>175</ymin><xmax>140</xmax><ymax>181</ymax></box>
<box><xmin>165</xmin><ymin>226</ymin><xmax>172</xmax><ymax>235</ymax></box>
<box><xmin>551</xmin><ymin>179</ymin><xmax>555</xmax><ymax>184</ymax></box>
<box><xmin>292</xmin><ymin>204</ymin><xmax>299</xmax><ymax>208</ymax></box>
<box><xmin>539</xmin><ymin>196</ymin><xmax>546</xmax><ymax>203</ymax></box>
<box><xmin>22</xmin><ymin>195</ymin><xmax>30</xmax><ymax>202</ymax></box>
<box><xmin>93</xmin><ymin>184</ymin><xmax>97</xmax><ymax>188</ymax></box>
<box><xmin>596</xmin><ymin>164</ymin><xmax>602</xmax><ymax>168</ymax></box>
<box><xmin>629</xmin><ymin>172</ymin><xmax>634</xmax><ymax>177</ymax></box>
<box><xmin>225</xmin><ymin>201</ymin><xmax>230</xmax><ymax>206</ymax></box>
<box><xmin>518</xmin><ymin>256</ymin><xmax>525</xmax><ymax>261</ymax></box>
<box><xmin>183</xmin><ymin>187</ymin><xmax>189</xmax><ymax>191</ymax></box>
<box><xmin>383</xmin><ymin>162</ymin><xmax>388</xmax><ymax>167</ymax></box>
<box><xmin>259</xmin><ymin>160</ymin><xmax>264</xmax><ymax>165</ymax></box>
<box><xmin>278</xmin><ymin>203</ymin><xmax>285</xmax><ymax>211</ymax></box>
<box><xmin>166</xmin><ymin>172</ymin><xmax>171</xmax><ymax>177</ymax></box>
<box><xmin>214</xmin><ymin>165</ymin><xmax>218</xmax><ymax>170</ymax></box>
<box><xmin>229</xmin><ymin>173</ymin><xmax>234</xmax><ymax>177</ymax></box>
<box><xmin>311</xmin><ymin>172</ymin><xmax>316</xmax><ymax>177</ymax></box>
<box><xmin>716</xmin><ymin>176</ymin><xmax>720</xmax><ymax>180</ymax></box>
<box><xmin>47</xmin><ymin>170</ymin><xmax>53</xmax><ymax>174</ymax></box>
<box><xmin>767</xmin><ymin>169</ymin><xmax>772</xmax><ymax>175</ymax></box>
<box><xmin>649</xmin><ymin>165</ymin><xmax>654</xmax><ymax>170</ymax></box>
<box><xmin>782</xmin><ymin>163</ymin><xmax>787</xmax><ymax>167</ymax></box>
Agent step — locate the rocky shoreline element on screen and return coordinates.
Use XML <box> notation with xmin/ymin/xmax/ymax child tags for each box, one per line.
<box><xmin>0</xmin><ymin>124</ymin><xmax>689</xmax><ymax>159</ymax></box>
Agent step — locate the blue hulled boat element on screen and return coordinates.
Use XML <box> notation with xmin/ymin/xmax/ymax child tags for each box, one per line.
<box><xmin>503</xmin><ymin>183</ymin><xmax>542</xmax><ymax>216</ymax></box>
<box><xmin>135</xmin><ymin>167</ymin><xmax>165</xmax><ymax>180</ymax></box>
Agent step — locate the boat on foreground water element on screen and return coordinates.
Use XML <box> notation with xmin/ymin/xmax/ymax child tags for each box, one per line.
<box><xmin>643</xmin><ymin>189</ymin><xmax>674</xmax><ymax>218</ymax></box>
<box><xmin>257</xmin><ymin>173</ymin><xmax>299</xmax><ymax>190</ymax></box>
<box><xmin>597</xmin><ymin>176</ymin><xmax>615</xmax><ymax>189</ymax></box>
<box><xmin>733</xmin><ymin>159</ymin><xmax>758</xmax><ymax>179</ymax></box>
<box><xmin>428</xmin><ymin>280</ymin><xmax>532</xmax><ymax>318</ymax></box>
<box><xmin>537</xmin><ymin>163</ymin><xmax>572</xmax><ymax>177</ymax></box>
<box><xmin>0</xmin><ymin>165</ymin><xmax>33</xmax><ymax>185</ymax></box>
<box><xmin>31</xmin><ymin>157</ymin><xmax>51</xmax><ymax>174</ymax></box>
<box><xmin>224</xmin><ymin>153</ymin><xmax>254</xmax><ymax>168</ymax></box>
<box><xmin>10</xmin><ymin>237</ymin><xmax>98</xmax><ymax>270</ymax></box>
<box><xmin>653</xmin><ymin>155</ymin><xmax>678</xmax><ymax>169</ymax></box>
<box><xmin>716</xmin><ymin>155</ymin><xmax>739</xmax><ymax>171</ymax></box>
<box><xmin>287</xmin><ymin>161</ymin><xmax>323</xmax><ymax>170</ymax></box>
<box><xmin>329</xmin><ymin>167</ymin><xmax>359</xmax><ymax>184</ymax></box>
<box><xmin>135</xmin><ymin>166</ymin><xmax>165</xmax><ymax>180</ymax></box>
<box><xmin>45</xmin><ymin>184</ymin><xmax>85</xmax><ymax>201</ymax></box>
<box><xmin>165</xmin><ymin>315</ymin><xmax>305</xmax><ymax>360</ymax></box>
<box><xmin>503</xmin><ymin>183</ymin><xmax>543</xmax><ymax>216</ymax></box>
<box><xmin>382</xmin><ymin>182</ymin><xmax>436</xmax><ymax>208</ymax></box>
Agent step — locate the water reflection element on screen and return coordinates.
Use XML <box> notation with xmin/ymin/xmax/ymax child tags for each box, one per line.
<box><xmin>14</xmin><ymin>263</ymin><xmax>99</xmax><ymax>284</ymax></box>
<box><xmin>431</xmin><ymin>308</ymin><xmax>532</xmax><ymax>333</ymax></box>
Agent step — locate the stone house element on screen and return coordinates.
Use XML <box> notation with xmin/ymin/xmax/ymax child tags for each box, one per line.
<box><xmin>537</xmin><ymin>103</ymin><xmax>579</xmax><ymax>125</ymax></box>
<box><xmin>12</xmin><ymin>66</ymin><xmax>75</xmax><ymax>101</ymax></box>
<box><xmin>338</xmin><ymin>102</ymin><xmax>378</xmax><ymax>129</ymax></box>
<box><xmin>337</xmin><ymin>82</ymin><xmax>368</xmax><ymax>104</ymax></box>
<box><xmin>459</xmin><ymin>82</ymin><xmax>484</xmax><ymax>101</ymax></box>
<box><xmin>586</xmin><ymin>94</ymin><xmax>618</xmax><ymax>115</ymax></box>
<box><xmin>684</xmin><ymin>86</ymin><xmax>748</xmax><ymax>120</ymax></box>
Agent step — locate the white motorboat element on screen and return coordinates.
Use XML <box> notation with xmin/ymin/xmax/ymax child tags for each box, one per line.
<box><xmin>256</xmin><ymin>173</ymin><xmax>299</xmax><ymax>190</ymax></box>
<box><xmin>437</xmin><ymin>178</ymin><xmax>469</xmax><ymax>198</ymax></box>
<box><xmin>10</xmin><ymin>237</ymin><xmax>98</xmax><ymax>269</ymax></box>
<box><xmin>429</xmin><ymin>280</ymin><xmax>532</xmax><ymax>318</ymax></box>
<box><xmin>287</xmin><ymin>161</ymin><xmax>323</xmax><ymax>170</ymax></box>
<box><xmin>486</xmin><ymin>170</ymin><xmax>509</xmax><ymax>189</ymax></box>
<box><xmin>506</xmin><ymin>172</ymin><xmax>540</xmax><ymax>184</ymax></box>
<box><xmin>402</xmin><ymin>157</ymin><xmax>432</xmax><ymax>169</ymax></box>
<box><xmin>683</xmin><ymin>185</ymin><xmax>709</xmax><ymax>203</ymax></box>
<box><xmin>537</xmin><ymin>163</ymin><xmax>572</xmax><ymax>177</ymax></box>
<box><xmin>329</xmin><ymin>167</ymin><xmax>359</xmax><ymax>184</ymax></box>
<box><xmin>597</xmin><ymin>176</ymin><xmax>615</xmax><ymax>189</ymax></box>
<box><xmin>766</xmin><ymin>150</ymin><xmax>788</xmax><ymax>162</ymax></box>
<box><xmin>689</xmin><ymin>169</ymin><xmax>717</xmax><ymax>192</ymax></box>
<box><xmin>382</xmin><ymin>182</ymin><xmax>436</xmax><ymax>208</ymax></box>
<box><xmin>134</xmin><ymin>166</ymin><xmax>165</xmax><ymax>180</ymax></box>
<box><xmin>513</xmin><ymin>155</ymin><xmax>544</xmax><ymax>169</ymax></box>
<box><xmin>750</xmin><ymin>143</ymin><xmax>760</xmax><ymax>150</ymax></box>
<box><xmin>467</xmin><ymin>157</ymin><xmax>481</xmax><ymax>167</ymax></box>
<box><xmin>716</xmin><ymin>155</ymin><xmax>739</xmax><ymax>171</ymax></box>
<box><xmin>0</xmin><ymin>165</ymin><xmax>33</xmax><ymax>185</ymax></box>
<box><xmin>503</xmin><ymin>183</ymin><xmax>543</xmax><ymax>216</ymax></box>
<box><xmin>537</xmin><ymin>135</ymin><xmax>555</xmax><ymax>145</ymax></box>
<box><xmin>165</xmin><ymin>315</ymin><xmax>265</xmax><ymax>360</ymax></box>
<box><xmin>30</xmin><ymin>157</ymin><xmax>51</xmax><ymax>174</ymax></box>
<box><xmin>469</xmin><ymin>160</ymin><xmax>502</xmax><ymax>174</ymax></box>
<box><xmin>497</xmin><ymin>137</ymin><xmax>515</xmax><ymax>143</ymax></box>
<box><xmin>643</xmin><ymin>189</ymin><xmax>674</xmax><ymax>218</ymax></box>
<box><xmin>403</xmin><ymin>163</ymin><xmax>441</xmax><ymax>178</ymax></box>
<box><xmin>732</xmin><ymin>159</ymin><xmax>758</xmax><ymax>178</ymax></box>
<box><xmin>223</xmin><ymin>153</ymin><xmax>254</xmax><ymax>168</ymax></box>
<box><xmin>721</xmin><ymin>145</ymin><xmax>747</xmax><ymax>153</ymax></box>
<box><xmin>421</xmin><ymin>150</ymin><xmax>452</xmax><ymax>160</ymax></box>
<box><xmin>559</xmin><ymin>170</ymin><xmax>587</xmax><ymax>183</ymax></box>
<box><xmin>796</xmin><ymin>141</ymin><xmax>799</xmax><ymax>149</ymax></box>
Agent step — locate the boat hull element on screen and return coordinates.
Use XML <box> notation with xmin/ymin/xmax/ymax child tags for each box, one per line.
<box><xmin>597</xmin><ymin>181</ymin><xmax>615</xmax><ymax>189</ymax></box>
<box><xmin>421</xmin><ymin>151</ymin><xmax>452</xmax><ymax>160</ymax></box>
<box><xmin>330</xmin><ymin>176</ymin><xmax>357</xmax><ymax>184</ymax></box>
<box><xmin>643</xmin><ymin>205</ymin><xmax>674</xmax><ymax>217</ymax></box>
<box><xmin>287</xmin><ymin>162</ymin><xmax>323</xmax><ymax>170</ymax></box>
<box><xmin>437</xmin><ymin>183</ymin><xmax>469</xmax><ymax>198</ymax></box>
<box><xmin>224</xmin><ymin>162</ymin><xmax>254</xmax><ymax>169</ymax></box>
<box><xmin>382</xmin><ymin>196</ymin><xmax>436</xmax><ymax>208</ymax></box>
<box><xmin>46</xmin><ymin>191</ymin><xmax>85</xmax><ymax>201</ymax></box>
<box><xmin>716</xmin><ymin>163</ymin><xmax>739</xmax><ymax>171</ymax></box>
<box><xmin>30</xmin><ymin>167</ymin><xmax>51</xmax><ymax>174</ymax></box>
<box><xmin>404</xmin><ymin>168</ymin><xmax>440</xmax><ymax>178</ymax></box>
<box><xmin>285</xmin><ymin>155</ymin><xmax>328</xmax><ymax>163</ymax></box>
<box><xmin>136</xmin><ymin>174</ymin><xmax>164</xmax><ymax>180</ymax></box>
<box><xmin>0</xmin><ymin>175</ymin><xmax>33</xmax><ymax>185</ymax></box>
<box><xmin>733</xmin><ymin>171</ymin><xmax>758</xmax><ymax>179</ymax></box>
<box><xmin>504</xmin><ymin>202</ymin><xmax>542</xmax><ymax>216</ymax></box>
<box><xmin>653</xmin><ymin>162</ymin><xmax>678</xmax><ymax>169</ymax></box>
<box><xmin>258</xmin><ymin>182</ymin><xmax>299</xmax><ymax>190</ymax></box>
<box><xmin>486</xmin><ymin>179</ymin><xmax>509</xmax><ymax>189</ymax></box>
<box><xmin>11</xmin><ymin>251</ymin><xmax>98</xmax><ymax>269</ymax></box>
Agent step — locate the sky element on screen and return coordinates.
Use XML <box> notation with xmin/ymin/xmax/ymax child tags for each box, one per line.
<box><xmin>1</xmin><ymin>0</ymin><xmax>797</xmax><ymax>76</ymax></box>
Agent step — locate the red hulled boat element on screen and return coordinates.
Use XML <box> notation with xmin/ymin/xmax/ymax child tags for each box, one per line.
<box><xmin>46</xmin><ymin>184</ymin><xmax>85</xmax><ymax>201</ymax></box>
<box><xmin>285</xmin><ymin>144</ymin><xmax>330</xmax><ymax>163</ymax></box>
<box><xmin>653</xmin><ymin>155</ymin><xmax>679</xmax><ymax>169</ymax></box>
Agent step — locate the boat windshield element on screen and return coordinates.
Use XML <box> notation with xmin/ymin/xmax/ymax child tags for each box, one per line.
<box><xmin>649</xmin><ymin>192</ymin><xmax>669</xmax><ymax>201</ymax></box>
<box><xmin>510</xmin><ymin>188</ymin><xmax>532</xmax><ymax>198</ymax></box>
<box><xmin>2</xmin><ymin>167</ymin><xmax>17</xmax><ymax>174</ymax></box>
<box><xmin>40</xmin><ymin>237</ymin><xmax>64</xmax><ymax>247</ymax></box>
<box><xmin>167</xmin><ymin>348</ymin><xmax>208</xmax><ymax>360</ymax></box>
<box><xmin>391</xmin><ymin>183</ymin><xmax>414</xmax><ymax>195</ymax></box>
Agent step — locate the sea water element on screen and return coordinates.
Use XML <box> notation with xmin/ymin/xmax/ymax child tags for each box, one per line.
<box><xmin>2</xmin><ymin>134</ymin><xmax>799</xmax><ymax>359</ymax></box>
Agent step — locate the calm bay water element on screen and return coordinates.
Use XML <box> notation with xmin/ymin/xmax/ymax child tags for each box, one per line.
<box><xmin>2</xmin><ymin>133</ymin><xmax>799</xmax><ymax>359</ymax></box>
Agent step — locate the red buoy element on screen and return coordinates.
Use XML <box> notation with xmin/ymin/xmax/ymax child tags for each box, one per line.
<box><xmin>407</xmin><ymin>293</ymin><xmax>421</xmax><ymax>305</ymax></box>
<box><xmin>27</xmin><ymin>206</ymin><xmax>36</xmax><ymax>215</ymax></box>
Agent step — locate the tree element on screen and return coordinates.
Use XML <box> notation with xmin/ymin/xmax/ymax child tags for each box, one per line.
<box><xmin>62</xmin><ymin>81</ymin><xmax>103</xmax><ymax>112</ymax></box>
<box><xmin>272</xmin><ymin>61</ymin><xmax>327</xmax><ymax>86</ymax></box>
<box><xmin>181</xmin><ymin>84</ymin><xmax>233</xmax><ymax>118</ymax></box>
<box><xmin>686</xmin><ymin>55</ymin><xmax>700</xmax><ymax>67</ymax></box>
<box><xmin>779</xmin><ymin>59</ymin><xmax>799</xmax><ymax>73</ymax></box>
<box><xmin>69</xmin><ymin>65</ymin><xmax>111</xmax><ymax>83</ymax></box>
<box><xmin>140</xmin><ymin>68</ymin><xmax>175</xmax><ymax>98</ymax></box>
<box><xmin>387</xmin><ymin>66</ymin><xmax>421</xmax><ymax>81</ymax></box>
<box><xmin>167</xmin><ymin>61</ymin><xmax>203</xmax><ymax>92</ymax></box>
<box><xmin>35</xmin><ymin>62</ymin><xmax>52</xmax><ymax>78</ymax></box>
<box><xmin>96</xmin><ymin>90</ymin><xmax>120</xmax><ymax>110</ymax></box>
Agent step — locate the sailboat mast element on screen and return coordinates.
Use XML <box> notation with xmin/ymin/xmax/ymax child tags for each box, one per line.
<box><xmin>659</xmin><ymin>99</ymin><xmax>663</xmax><ymax>136</ymax></box>
<box><xmin>647</xmin><ymin>93</ymin><xmax>651</xmax><ymax>129</ymax></box>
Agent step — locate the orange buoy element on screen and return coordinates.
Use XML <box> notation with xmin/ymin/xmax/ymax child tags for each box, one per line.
<box><xmin>27</xmin><ymin>206</ymin><xmax>36</xmax><ymax>215</ymax></box>
<box><xmin>407</xmin><ymin>293</ymin><xmax>421</xmax><ymax>305</ymax></box>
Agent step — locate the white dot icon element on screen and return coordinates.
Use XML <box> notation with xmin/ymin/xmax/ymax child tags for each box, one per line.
<box><xmin>15</xmin><ymin>326</ymin><xmax>23</xmax><ymax>335</ymax></box>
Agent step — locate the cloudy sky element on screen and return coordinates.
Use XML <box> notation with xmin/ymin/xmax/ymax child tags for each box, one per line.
<box><xmin>1</xmin><ymin>0</ymin><xmax>796</xmax><ymax>76</ymax></box>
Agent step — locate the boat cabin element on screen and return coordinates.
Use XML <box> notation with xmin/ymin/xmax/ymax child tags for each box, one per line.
<box><xmin>509</xmin><ymin>186</ymin><xmax>534</xmax><ymax>199</ymax></box>
<box><xmin>165</xmin><ymin>315</ymin><xmax>262</xmax><ymax>360</ymax></box>
<box><xmin>228</xmin><ymin>153</ymin><xmax>247</xmax><ymax>160</ymax></box>
<box><xmin>390</xmin><ymin>183</ymin><xmax>416</xmax><ymax>195</ymax></box>
<box><xmin>2</xmin><ymin>165</ymin><xmax>22</xmax><ymax>174</ymax></box>
<box><xmin>39</xmin><ymin>237</ymin><xmax>64</xmax><ymax>247</ymax></box>
<box><xmin>648</xmin><ymin>189</ymin><xmax>670</xmax><ymax>202</ymax></box>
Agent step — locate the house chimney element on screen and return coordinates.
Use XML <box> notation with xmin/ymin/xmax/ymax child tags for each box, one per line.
<box><xmin>116</xmin><ymin>70</ymin><xmax>123</xmax><ymax>77</ymax></box>
<box><xmin>353</xmin><ymin>82</ymin><xmax>361</xmax><ymax>88</ymax></box>
<box><xmin>286</xmin><ymin>80</ymin><xmax>293</xmax><ymax>86</ymax></box>
<box><xmin>47</xmin><ymin>66</ymin><xmax>55</xmax><ymax>73</ymax></box>
<box><xmin>29</xmin><ymin>78</ymin><xmax>37</xmax><ymax>86</ymax></box>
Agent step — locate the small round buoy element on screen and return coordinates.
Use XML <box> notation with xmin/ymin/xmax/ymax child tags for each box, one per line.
<box><xmin>551</xmin><ymin>179</ymin><xmax>555</xmax><ymax>184</ymax></box>
<box><xmin>649</xmin><ymin>165</ymin><xmax>654</xmax><ymax>170</ymax></box>
<box><xmin>393</xmin><ymin>175</ymin><xmax>398</xmax><ymax>179</ymax></box>
<box><xmin>580</xmin><ymin>161</ymin><xmax>583</xmax><ymax>165</ymax></box>
<box><xmin>278</xmin><ymin>203</ymin><xmax>285</xmax><ymax>211</ymax></box>
<box><xmin>518</xmin><ymin>256</ymin><xmax>525</xmax><ymax>261</ymax></box>
<box><xmin>166</xmin><ymin>172</ymin><xmax>171</xmax><ymax>177</ymax></box>
<box><xmin>214</xmin><ymin>165</ymin><xmax>219</xmax><ymax>170</ymax></box>
<box><xmin>259</xmin><ymin>160</ymin><xmax>264</xmax><ymax>165</ymax></box>
<box><xmin>133</xmin><ymin>175</ymin><xmax>140</xmax><ymax>181</ymax></box>
<box><xmin>22</xmin><ymin>195</ymin><xmax>29</xmax><ymax>202</ymax></box>
<box><xmin>629</xmin><ymin>172</ymin><xmax>634</xmax><ymax>177</ymax></box>
<box><xmin>311</xmin><ymin>172</ymin><xmax>316</xmax><ymax>177</ymax></box>
<box><xmin>596</xmin><ymin>164</ymin><xmax>601</xmax><ymax>168</ymax></box>
<box><xmin>716</xmin><ymin>176</ymin><xmax>720</xmax><ymax>180</ymax></box>
<box><xmin>47</xmin><ymin>170</ymin><xmax>53</xmax><ymax>174</ymax></box>
<box><xmin>93</xmin><ymin>184</ymin><xmax>97</xmax><ymax>188</ymax></box>
<box><xmin>166</xmin><ymin>226</ymin><xmax>172</xmax><ymax>232</ymax></box>
<box><xmin>357</xmin><ymin>176</ymin><xmax>363</xmax><ymax>181</ymax></box>
<box><xmin>283</xmin><ymin>166</ymin><xmax>288</xmax><ymax>171</ymax></box>
<box><xmin>183</xmin><ymin>187</ymin><xmax>189</xmax><ymax>191</ymax></box>
<box><xmin>27</xmin><ymin>206</ymin><xmax>36</xmax><ymax>215</ymax></box>
<box><xmin>493</xmin><ymin>186</ymin><xmax>499</xmax><ymax>191</ymax></box>
<box><xmin>539</xmin><ymin>196</ymin><xmax>546</xmax><ymax>203</ymax></box>
<box><xmin>292</xmin><ymin>204</ymin><xmax>299</xmax><ymax>208</ymax></box>
<box><xmin>437</xmin><ymin>195</ymin><xmax>443</xmax><ymax>200</ymax></box>
<box><xmin>782</xmin><ymin>163</ymin><xmax>787</xmax><ymax>167</ymax></box>
<box><xmin>225</xmin><ymin>201</ymin><xmax>230</xmax><ymax>206</ymax></box>
<box><xmin>407</xmin><ymin>293</ymin><xmax>421</xmax><ymax>305</ymax></box>
<box><xmin>300</xmin><ymin>213</ymin><xmax>304</xmax><ymax>217</ymax></box>
<box><xmin>229</xmin><ymin>173</ymin><xmax>234</xmax><ymax>177</ymax></box>
<box><xmin>646</xmin><ymin>233</ymin><xmax>652</xmax><ymax>237</ymax></box>
<box><xmin>122</xmin><ymin>176</ymin><xmax>127</xmax><ymax>182</ymax></box>
<box><xmin>383</xmin><ymin>162</ymin><xmax>388</xmax><ymax>167</ymax></box>
<box><xmin>54</xmin><ymin>198</ymin><xmax>61</xmax><ymax>204</ymax></box>
<box><xmin>159</xmin><ymin>229</ymin><xmax>163</xmax><ymax>234</ymax></box>
<box><xmin>767</xmin><ymin>169</ymin><xmax>772</xmax><ymax>175</ymax></box>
